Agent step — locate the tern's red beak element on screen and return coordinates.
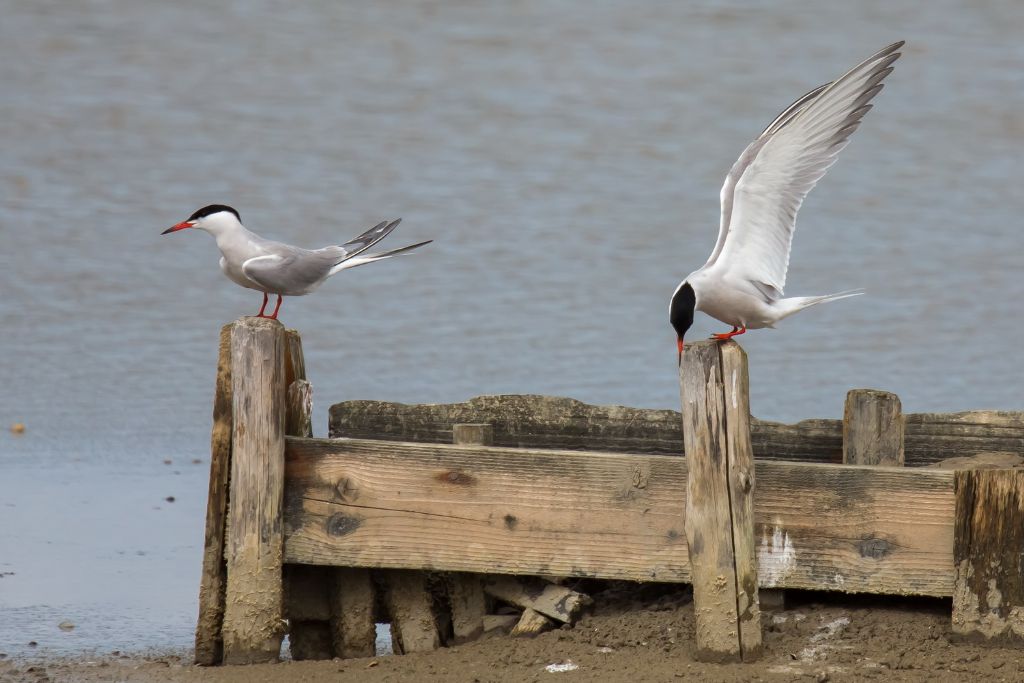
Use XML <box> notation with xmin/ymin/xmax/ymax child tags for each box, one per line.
<box><xmin>677</xmin><ymin>337</ymin><xmax>685</xmax><ymax>365</ymax></box>
<box><xmin>161</xmin><ymin>221</ymin><xmax>194</xmax><ymax>235</ymax></box>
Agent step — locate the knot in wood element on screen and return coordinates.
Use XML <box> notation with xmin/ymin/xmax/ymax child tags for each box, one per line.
<box><xmin>326</xmin><ymin>513</ymin><xmax>362</xmax><ymax>537</ymax></box>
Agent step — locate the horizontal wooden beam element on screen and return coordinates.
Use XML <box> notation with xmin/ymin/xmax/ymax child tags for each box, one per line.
<box><xmin>283</xmin><ymin>437</ymin><xmax>955</xmax><ymax>596</ymax></box>
<box><xmin>328</xmin><ymin>395</ymin><xmax>1023</xmax><ymax>466</ymax></box>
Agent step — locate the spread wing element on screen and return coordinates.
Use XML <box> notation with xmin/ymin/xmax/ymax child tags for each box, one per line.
<box><xmin>709</xmin><ymin>41</ymin><xmax>902</xmax><ymax>295</ymax></box>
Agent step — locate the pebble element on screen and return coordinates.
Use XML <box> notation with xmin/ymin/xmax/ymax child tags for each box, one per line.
<box><xmin>165</xmin><ymin>496</ymin><xmax>175</xmax><ymax>503</ymax></box>
<box><xmin>58</xmin><ymin>621</ymin><xmax>75</xmax><ymax>631</ymax></box>
<box><xmin>10</xmin><ymin>423</ymin><xmax>25</xmax><ymax>434</ymax></box>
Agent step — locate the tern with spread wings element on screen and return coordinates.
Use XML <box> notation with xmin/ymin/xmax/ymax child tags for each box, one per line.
<box><xmin>163</xmin><ymin>205</ymin><xmax>431</xmax><ymax>319</ymax></box>
<box><xmin>670</xmin><ymin>42</ymin><xmax>903</xmax><ymax>361</ymax></box>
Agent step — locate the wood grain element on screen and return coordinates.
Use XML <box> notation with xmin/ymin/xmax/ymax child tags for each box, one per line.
<box><xmin>844</xmin><ymin>389</ymin><xmax>904</xmax><ymax>466</ymax></box>
<box><xmin>284</xmin><ymin>438</ymin><xmax>691</xmax><ymax>582</ymax></box>
<box><xmin>194</xmin><ymin>323</ymin><xmax>233</xmax><ymax>666</ymax></box>
<box><xmin>222</xmin><ymin>317</ymin><xmax>287</xmax><ymax>665</ymax></box>
<box><xmin>952</xmin><ymin>469</ymin><xmax>1024</xmax><ymax>642</ymax></box>
<box><xmin>511</xmin><ymin>608</ymin><xmax>552</xmax><ymax>637</ymax></box>
<box><xmin>719</xmin><ymin>342</ymin><xmax>762</xmax><ymax>660</ymax></box>
<box><xmin>283</xmin><ymin>438</ymin><xmax>956</xmax><ymax>597</ymax></box>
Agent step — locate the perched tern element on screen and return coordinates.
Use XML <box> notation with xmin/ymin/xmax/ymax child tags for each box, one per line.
<box><xmin>670</xmin><ymin>41</ymin><xmax>903</xmax><ymax>361</ymax></box>
<box><xmin>163</xmin><ymin>205</ymin><xmax>431</xmax><ymax>319</ymax></box>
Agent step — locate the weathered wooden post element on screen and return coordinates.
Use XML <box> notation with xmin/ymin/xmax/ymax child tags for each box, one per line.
<box><xmin>194</xmin><ymin>324</ymin><xmax>234</xmax><ymax>665</ymax></box>
<box><xmin>446</xmin><ymin>424</ymin><xmax>493</xmax><ymax>644</ymax></box>
<box><xmin>679</xmin><ymin>340</ymin><xmax>761</xmax><ymax>662</ymax></box>
<box><xmin>221</xmin><ymin>317</ymin><xmax>287</xmax><ymax>664</ymax></box>
<box><xmin>843</xmin><ymin>389</ymin><xmax>904</xmax><ymax>466</ymax></box>
<box><xmin>952</xmin><ymin>469</ymin><xmax>1024</xmax><ymax>642</ymax></box>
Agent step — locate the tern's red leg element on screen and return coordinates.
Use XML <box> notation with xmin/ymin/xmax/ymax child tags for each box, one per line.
<box><xmin>268</xmin><ymin>294</ymin><xmax>283</xmax><ymax>320</ymax></box>
<box><xmin>257</xmin><ymin>292</ymin><xmax>269</xmax><ymax>317</ymax></box>
<box><xmin>711</xmin><ymin>326</ymin><xmax>747</xmax><ymax>341</ymax></box>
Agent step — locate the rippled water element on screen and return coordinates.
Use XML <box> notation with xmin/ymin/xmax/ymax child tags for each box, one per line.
<box><xmin>2</xmin><ymin>0</ymin><xmax>1022</xmax><ymax>657</ymax></box>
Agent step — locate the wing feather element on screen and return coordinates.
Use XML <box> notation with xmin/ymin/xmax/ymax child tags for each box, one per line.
<box><xmin>712</xmin><ymin>41</ymin><xmax>902</xmax><ymax>292</ymax></box>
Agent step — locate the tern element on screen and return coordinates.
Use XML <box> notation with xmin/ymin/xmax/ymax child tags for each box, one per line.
<box><xmin>670</xmin><ymin>41</ymin><xmax>903</xmax><ymax>361</ymax></box>
<box><xmin>163</xmin><ymin>204</ymin><xmax>431</xmax><ymax>319</ymax></box>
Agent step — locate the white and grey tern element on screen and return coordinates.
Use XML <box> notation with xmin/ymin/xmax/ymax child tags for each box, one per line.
<box><xmin>163</xmin><ymin>205</ymin><xmax>431</xmax><ymax>319</ymax></box>
<box><xmin>670</xmin><ymin>41</ymin><xmax>904</xmax><ymax>361</ymax></box>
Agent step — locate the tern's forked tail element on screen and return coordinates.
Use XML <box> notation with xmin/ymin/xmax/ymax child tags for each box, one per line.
<box><xmin>774</xmin><ymin>289</ymin><xmax>865</xmax><ymax>321</ymax></box>
<box><xmin>329</xmin><ymin>240</ymin><xmax>433</xmax><ymax>276</ymax></box>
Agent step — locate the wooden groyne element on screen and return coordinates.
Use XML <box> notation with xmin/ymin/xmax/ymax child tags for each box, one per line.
<box><xmin>329</xmin><ymin>396</ymin><xmax>1024</xmax><ymax>466</ymax></box>
<box><xmin>193</xmin><ymin>317</ymin><xmax>1024</xmax><ymax>666</ymax></box>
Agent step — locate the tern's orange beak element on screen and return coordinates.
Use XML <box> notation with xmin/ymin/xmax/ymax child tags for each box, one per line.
<box><xmin>677</xmin><ymin>337</ymin><xmax>685</xmax><ymax>365</ymax></box>
<box><xmin>161</xmin><ymin>221</ymin><xmax>194</xmax><ymax>235</ymax></box>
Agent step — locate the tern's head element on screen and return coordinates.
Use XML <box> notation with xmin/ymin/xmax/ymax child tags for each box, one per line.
<box><xmin>162</xmin><ymin>205</ymin><xmax>242</xmax><ymax>236</ymax></box>
<box><xmin>670</xmin><ymin>281</ymin><xmax>696</xmax><ymax>364</ymax></box>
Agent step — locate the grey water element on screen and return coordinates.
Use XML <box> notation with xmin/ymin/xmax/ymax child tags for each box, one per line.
<box><xmin>1</xmin><ymin>0</ymin><xmax>1022</xmax><ymax>657</ymax></box>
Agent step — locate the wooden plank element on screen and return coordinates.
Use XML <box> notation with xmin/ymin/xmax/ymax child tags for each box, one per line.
<box><xmin>952</xmin><ymin>469</ymin><xmax>1024</xmax><ymax>642</ymax></box>
<box><xmin>380</xmin><ymin>569</ymin><xmax>440</xmax><ymax>654</ymax></box>
<box><xmin>482</xmin><ymin>614</ymin><xmax>518</xmax><ymax>633</ymax></box>
<box><xmin>194</xmin><ymin>323</ymin><xmax>233</xmax><ymax>666</ymax></box>
<box><xmin>719</xmin><ymin>342</ymin><xmax>762</xmax><ymax>660</ymax></box>
<box><xmin>844</xmin><ymin>389</ymin><xmax>904</xmax><ymax>466</ymax></box>
<box><xmin>222</xmin><ymin>317</ymin><xmax>287</xmax><ymax>665</ymax></box>
<box><xmin>328</xmin><ymin>568</ymin><xmax>377</xmax><ymax>658</ymax></box>
<box><xmin>511</xmin><ymin>608</ymin><xmax>552</xmax><ymax>637</ymax></box>
<box><xmin>329</xmin><ymin>394</ymin><xmax>843</xmax><ymax>463</ymax></box>
<box><xmin>482</xmin><ymin>576</ymin><xmax>590</xmax><ymax>623</ymax></box>
<box><xmin>282</xmin><ymin>438</ymin><xmax>957</xmax><ymax>597</ymax></box>
<box><xmin>284</xmin><ymin>439</ymin><xmax>691</xmax><ymax>583</ymax></box>
<box><xmin>446</xmin><ymin>573</ymin><xmax>487</xmax><ymax>644</ymax></box>
<box><xmin>330</xmin><ymin>395</ymin><xmax>1024</xmax><ymax>466</ymax></box>
<box><xmin>679</xmin><ymin>341</ymin><xmax>745</xmax><ymax>662</ymax></box>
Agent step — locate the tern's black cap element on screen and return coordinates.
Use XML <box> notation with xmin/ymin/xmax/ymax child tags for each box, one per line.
<box><xmin>188</xmin><ymin>204</ymin><xmax>240</xmax><ymax>222</ymax></box>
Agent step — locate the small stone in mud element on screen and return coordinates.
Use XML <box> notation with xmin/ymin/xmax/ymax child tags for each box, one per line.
<box><xmin>165</xmin><ymin>496</ymin><xmax>175</xmax><ymax>503</ymax></box>
<box><xmin>10</xmin><ymin>423</ymin><xmax>25</xmax><ymax>434</ymax></box>
<box><xmin>58</xmin><ymin>621</ymin><xmax>75</xmax><ymax>631</ymax></box>
<box><xmin>192</xmin><ymin>458</ymin><xmax>202</xmax><ymax>464</ymax></box>
<box><xmin>27</xmin><ymin>641</ymin><xmax>37</xmax><ymax>647</ymax></box>
<box><xmin>163</xmin><ymin>459</ymin><xmax>172</xmax><ymax>465</ymax></box>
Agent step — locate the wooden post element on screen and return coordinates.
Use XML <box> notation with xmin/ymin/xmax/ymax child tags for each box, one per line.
<box><xmin>843</xmin><ymin>389</ymin><xmax>904</xmax><ymax>466</ymax></box>
<box><xmin>194</xmin><ymin>324</ymin><xmax>233</xmax><ymax>665</ymax></box>
<box><xmin>222</xmin><ymin>317</ymin><xmax>287</xmax><ymax>664</ymax></box>
<box><xmin>680</xmin><ymin>340</ymin><xmax>761</xmax><ymax>662</ymax></box>
<box><xmin>329</xmin><ymin>568</ymin><xmax>378</xmax><ymax>658</ymax></box>
<box><xmin>381</xmin><ymin>569</ymin><xmax>441</xmax><ymax>654</ymax></box>
<box><xmin>286</xmin><ymin>380</ymin><xmax>313</xmax><ymax>438</ymax></box>
<box><xmin>952</xmin><ymin>469</ymin><xmax>1024</xmax><ymax>642</ymax></box>
<box><xmin>443</xmin><ymin>424</ymin><xmax>492</xmax><ymax>644</ymax></box>
<box><xmin>452</xmin><ymin>423</ymin><xmax>494</xmax><ymax>446</ymax></box>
